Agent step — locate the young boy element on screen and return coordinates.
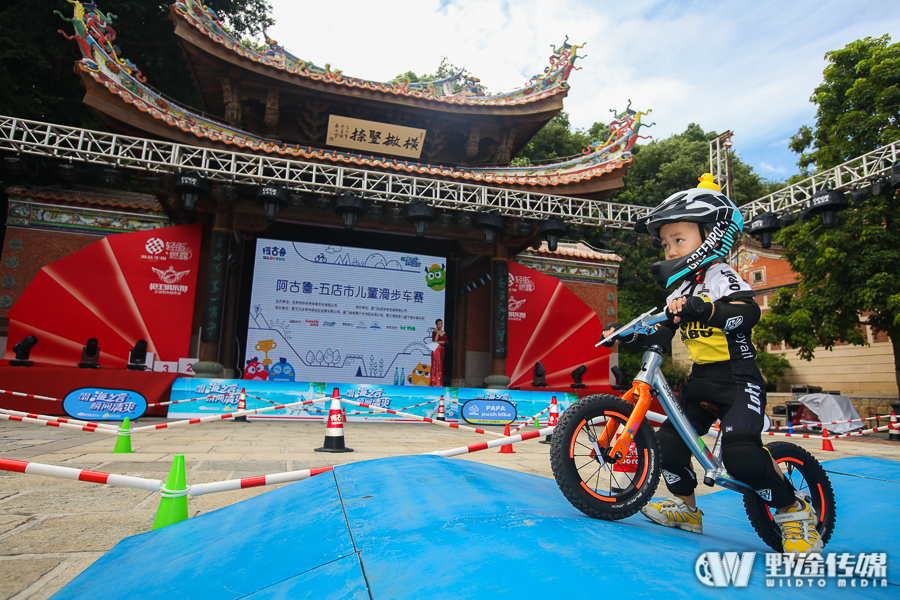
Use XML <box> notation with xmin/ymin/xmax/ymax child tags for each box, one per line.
<box><xmin>604</xmin><ymin>178</ymin><xmax>822</xmax><ymax>554</ymax></box>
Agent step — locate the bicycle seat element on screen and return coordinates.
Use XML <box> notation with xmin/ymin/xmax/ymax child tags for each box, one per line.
<box><xmin>699</xmin><ymin>401</ymin><xmax>720</xmax><ymax>418</ymax></box>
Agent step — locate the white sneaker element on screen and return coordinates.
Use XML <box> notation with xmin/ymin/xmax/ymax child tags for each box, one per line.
<box><xmin>640</xmin><ymin>497</ymin><xmax>704</xmax><ymax>534</ymax></box>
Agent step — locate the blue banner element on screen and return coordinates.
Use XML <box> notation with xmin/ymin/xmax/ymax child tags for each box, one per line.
<box><xmin>460</xmin><ymin>399</ymin><xmax>517</xmax><ymax>425</ymax></box>
<box><xmin>63</xmin><ymin>388</ymin><xmax>147</xmax><ymax>421</ymax></box>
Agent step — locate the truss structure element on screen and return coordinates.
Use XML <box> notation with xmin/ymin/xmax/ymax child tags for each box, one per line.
<box><xmin>741</xmin><ymin>139</ymin><xmax>900</xmax><ymax>219</ymax></box>
<box><xmin>0</xmin><ymin>115</ymin><xmax>650</xmax><ymax>229</ymax></box>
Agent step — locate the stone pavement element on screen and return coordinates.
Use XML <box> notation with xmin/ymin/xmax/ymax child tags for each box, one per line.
<box><xmin>0</xmin><ymin>417</ymin><xmax>897</xmax><ymax>599</ymax></box>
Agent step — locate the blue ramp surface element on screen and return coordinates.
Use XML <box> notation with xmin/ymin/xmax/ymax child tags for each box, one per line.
<box><xmin>53</xmin><ymin>455</ymin><xmax>898</xmax><ymax>599</ymax></box>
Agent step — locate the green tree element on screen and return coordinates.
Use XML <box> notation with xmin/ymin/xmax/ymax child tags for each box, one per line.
<box><xmin>0</xmin><ymin>0</ymin><xmax>274</xmax><ymax>127</ymax></box>
<box><xmin>514</xmin><ymin>112</ymin><xmax>608</xmax><ymax>165</ymax></box>
<box><xmin>789</xmin><ymin>35</ymin><xmax>900</xmax><ymax>173</ymax></box>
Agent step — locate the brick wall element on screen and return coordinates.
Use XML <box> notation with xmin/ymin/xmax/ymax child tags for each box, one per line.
<box><xmin>561</xmin><ymin>280</ymin><xmax>617</xmax><ymax>323</ymax></box>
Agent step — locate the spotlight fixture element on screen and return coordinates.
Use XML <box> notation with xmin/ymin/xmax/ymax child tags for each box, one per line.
<box><xmin>144</xmin><ymin>174</ymin><xmax>165</xmax><ymax>192</ymax></box>
<box><xmin>368</xmin><ymin>201</ymin><xmax>384</xmax><ymax>218</ymax></box>
<box><xmin>778</xmin><ymin>211</ymin><xmax>797</xmax><ymax>228</ymax></box>
<box><xmin>474</xmin><ymin>211</ymin><xmax>504</xmax><ymax>245</ymax></box>
<box><xmin>313</xmin><ymin>194</ymin><xmax>333</xmax><ymax>212</ymax></box>
<box><xmin>748</xmin><ymin>212</ymin><xmax>781</xmax><ymax>249</ymax></box>
<box><xmin>538</xmin><ymin>218</ymin><xmax>568</xmax><ymax>252</ymax></box>
<box><xmin>255</xmin><ymin>184</ymin><xmax>290</xmax><ymax>222</ymax></box>
<box><xmin>515</xmin><ymin>220</ymin><xmax>533</xmax><ymax>236</ymax></box>
<box><xmin>222</xmin><ymin>185</ymin><xmax>240</xmax><ymax>203</ymax></box>
<box><xmin>457</xmin><ymin>213</ymin><xmax>473</xmax><ymax>229</ymax></box>
<box><xmin>570</xmin><ymin>364</ymin><xmax>587</xmax><ymax>389</ymax></box>
<box><xmin>807</xmin><ymin>189</ymin><xmax>848</xmax><ymax>229</ymax></box>
<box><xmin>333</xmin><ymin>191</ymin><xmax>367</xmax><ymax>230</ymax></box>
<box><xmin>405</xmin><ymin>202</ymin><xmax>436</xmax><ymax>237</ymax></box>
<box><xmin>173</xmin><ymin>171</ymin><xmax>209</xmax><ymax>211</ymax></box>
<box><xmin>103</xmin><ymin>168</ymin><xmax>122</xmax><ymax>186</ymax></box>
<box><xmin>610</xmin><ymin>365</ymin><xmax>627</xmax><ymax>391</ymax></box>
<box><xmin>78</xmin><ymin>338</ymin><xmax>101</xmax><ymax>369</ymax></box>
<box><xmin>3</xmin><ymin>157</ymin><xmax>26</xmax><ymax>176</ymax></box>
<box><xmin>10</xmin><ymin>335</ymin><xmax>38</xmax><ymax>367</ymax></box>
<box><xmin>438</xmin><ymin>212</ymin><xmax>454</xmax><ymax>229</ymax></box>
<box><xmin>58</xmin><ymin>163</ymin><xmax>79</xmax><ymax>183</ymax></box>
<box><xmin>847</xmin><ymin>187</ymin><xmax>870</xmax><ymax>205</ymax></box>
<box><xmin>871</xmin><ymin>177</ymin><xmax>891</xmax><ymax>198</ymax></box>
<box><xmin>891</xmin><ymin>160</ymin><xmax>900</xmax><ymax>189</ymax></box>
<box><xmin>127</xmin><ymin>340</ymin><xmax>149</xmax><ymax>372</ymax></box>
<box><xmin>389</xmin><ymin>205</ymin><xmax>404</xmax><ymax>222</ymax></box>
<box><xmin>532</xmin><ymin>362</ymin><xmax>547</xmax><ymax>388</ymax></box>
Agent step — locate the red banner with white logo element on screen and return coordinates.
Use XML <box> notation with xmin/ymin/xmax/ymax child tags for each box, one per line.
<box><xmin>506</xmin><ymin>261</ymin><xmax>612</xmax><ymax>389</ymax></box>
<box><xmin>4</xmin><ymin>224</ymin><xmax>202</xmax><ymax>367</ymax></box>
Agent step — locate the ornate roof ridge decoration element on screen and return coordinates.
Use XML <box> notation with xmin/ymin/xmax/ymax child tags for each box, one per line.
<box><xmin>172</xmin><ymin>0</ymin><xmax>583</xmax><ymax>106</ymax></box>
<box><xmin>5</xmin><ymin>185</ymin><xmax>165</xmax><ymax>213</ymax></box>
<box><xmin>522</xmin><ymin>241</ymin><xmax>623</xmax><ymax>262</ymax></box>
<box><xmin>56</xmin><ymin>2</ymin><xmax>639</xmax><ymax>193</ymax></box>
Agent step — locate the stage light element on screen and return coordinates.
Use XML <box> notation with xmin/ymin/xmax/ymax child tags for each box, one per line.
<box><xmin>78</xmin><ymin>338</ymin><xmax>101</xmax><ymax>369</ymax></box>
<box><xmin>474</xmin><ymin>211</ymin><xmax>504</xmax><ymax>245</ymax></box>
<box><xmin>174</xmin><ymin>171</ymin><xmax>209</xmax><ymax>211</ymax></box>
<box><xmin>127</xmin><ymin>340</ymin><xmax>148</xmax><ymax>372</ymax></box>
<box><xmin>223</xmin><ymin>185</ymin><xmax>240</xmax><ymax>203</ymax></box>
<box><xmin>611</xmin><ymin>365</ymin><xmax>627</xmax><ymax>391</ymax></box>
<box><xmin>871</xmin><ymin>177</ymin><xmax>891</xmax><ymax>198</ymax></box>
<box><xmin>405</xmin><ymin>202</ymin><xmax>436</xmax><ymax>237</ymax></box>
<box><xmin>368</xmin><ymin>201</ymin><xmax>384</xmax><ymax>218</ymax></box>
<box><xmin>570</xmin><ymin>364</ymin><xmax>587</xmax><ymax>389</ymax></box>
<box><xmin>748</xmin><ymin>212</ymin><xmax>781</xmax><ymax>249</ymax></box>
<box><xmin>458</xmin><ymin>213</ymin><xmax>473</xmax><ymax>229</ymax></box>
<box><xmin>515</xmin><ymin>220</ymin><xmax>533</xmax><ymax>236</ymax></box>
<box><xmin>255</xmin><ymin>184</ymin><xmax>290</xmax><ymax>222</ymax></box>
<box><xmin>778</xmin><ymin>211</ymin><xmax>797</xmax><ymax>228</ymax></box>
<box><xmin>807</xmin><ymin>189</ymin><xmax>848</xmax><ymax>229</ymax></box>
<box><xmin>532</xmin><ymin>362</ymin><xmax>547</xmax><ymax>388</ymax></box>
<box><xmin>58</xmin><ymin>163</ymin><xmax>79</xmax><ymax>183</ymax></box>
<box><xmin>847</xmin><ymin>187</ymin><xmax>870</xmax><ymax>205</ymax></box>
<box><xmin>314</xmin><ymin>194</ymin><xmax>332</xmax><ymax>212</ymax></box>
<box><xmin>103</xmin><ymin>168</ymin><xmax>122</xmax><ymax>186</ymax></box>
<box><xmin>438</xmin><ymin>212</ymin><xmax>454</xmax><ymax>229</ymax></box>
<box><xmin>334</xmin><ymin>191</ymin><xmax>366</xmax><ymax>230</ymax></box>
<box><xmin>538</xmin><ymin>218</ymin><xmax>567</xmax><ymax>252</ymax></box>
<box><xmin>891</xmin><ymin>161</ymin><xmax>900</xmax><ymax>189</ymax></box>
<box><xmin>3</xmin><ymin>157</ymin><xmax>26</xmax><ymax>175</ymax></box>
<box><xmin>144</xmin><ymin>174</ymin><xmax>165</xmax><ymax>192</ymax></box>
<box><xmin>10</xmin><ymin>335</ymin><xmax>38</xmax><ymax>367</ymax></box>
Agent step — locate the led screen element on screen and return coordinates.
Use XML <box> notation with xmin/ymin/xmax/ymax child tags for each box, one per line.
<box><xmin>244</xmin><ymin>240</ymin><xmax>446</xmax><ymax>386</ymax></box>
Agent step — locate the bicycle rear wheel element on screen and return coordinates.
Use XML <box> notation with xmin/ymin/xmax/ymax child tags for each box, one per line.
<box><xmin>550</xmin><ymin>394</ymin><xmax>660</xmax><ymax>520</ymax></box>
<box><xmin>743</xmin><ymin>441</ymin><xmax>837</xmax><ymax>552</ymax></box>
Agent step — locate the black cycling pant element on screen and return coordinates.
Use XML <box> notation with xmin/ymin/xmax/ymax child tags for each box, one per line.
<box><xmin>656</xmin><ymin>359</ymin><xmax>796</xmax><ymax>508</ymax></box>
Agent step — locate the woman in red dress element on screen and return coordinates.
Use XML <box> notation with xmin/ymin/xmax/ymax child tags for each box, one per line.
<box><xmin>429</xmin><ymin>319</ymin><xmax>447</xmax><ymax>387</ymax></box>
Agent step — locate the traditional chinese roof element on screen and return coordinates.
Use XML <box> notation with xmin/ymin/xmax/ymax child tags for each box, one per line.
<box><xmin>60</xmin><ymin>1</ymin><xmax>646</xmax><ymax>198</ymax></box>
<box><xmin>172</xmin><ymin>0</ymin><xmax>582</xmax><ymax>110</ymax></box>
<box><xmin>523</xmin><ymin>241</ymin><xmax>623</xmax><ymax>263</ymax></box>
<box><xmin>6</xmin><ymin>185</ymin><xmax>165</xmax><ymax>213</ymax></box>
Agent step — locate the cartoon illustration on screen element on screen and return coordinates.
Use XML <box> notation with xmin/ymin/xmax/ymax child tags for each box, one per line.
<box><xmin>243</xmin><ymin>357</ymin><xmax>269</xmax><ymax>380</ymax></box>
<box><xmin>268</xmin><ymin>357</ymin><xmax>296</xmax><ymax>382</ymax></box>
<box><xmin>425</xmin><ymin>264</ymin><xmax>446</xmax><ymax>291</ymax></box>
<box><xmin>407</xmin><ymin>362</ymin><xmax>432</xmax><ymax>386</ymax></box>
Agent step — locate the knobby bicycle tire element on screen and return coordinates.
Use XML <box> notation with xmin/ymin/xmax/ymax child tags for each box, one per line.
<box><xmin>550</xmin><ymin>394</ymin><xmax>660</xmax><ymax>520</ymax></box>
<box><xmin>743</xmin><ymin>441</ymin><xmax>837</xmax><ymax>552</ymax></box>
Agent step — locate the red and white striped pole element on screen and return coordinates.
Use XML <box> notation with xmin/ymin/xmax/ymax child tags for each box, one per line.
<box><xmin>436</xmin><ymin>395</ymin><xmax>446</xmax><ymax>421</ymax></box>
<box><xmin>0</xmin><ymin>408</ymin><xmax>118</xmax><ymax>431</ymax></box>
<box><xmin>339</xmin><ymin>397</ymin><xmax>504</xmax><ymax>437</ymax></box>
<box><xmin>0</xmin><ymin>413</ymin><xmax>118</xmax><ymax>435</ymax></box>
<box><xmin>890</xmin><ymin>411</ymin><xmax>900</xmax><ymax>442</ymax></box>
<box><xmin>189</xmin><ymin>466</ymin><xmax>334</xmax><ymax>496</ymax></box>
<box><xmin>429</xmin><ymin>426</ymin><xmax>555</xmax><ymax>457</ymax></box>
<box><xmin>315</xmin><ymin>389</ymin><xmax>353</xmax><ymax>453</ymax></box>
<box><xmin>0</xmin><ymin>458</ymin><xmax>161</xmax><ymax>491</ymax></box>
<box><xmin>540</xmin><ymin>396</ymin><xmax>559</xmax><ymax>445</ymax></box>
<box><xmin>234</xmin><ymin>388</ymin><xmax>248</xmax><ymax>423</ymax></box>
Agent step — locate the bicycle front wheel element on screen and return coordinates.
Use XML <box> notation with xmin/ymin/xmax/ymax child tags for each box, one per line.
<box><xmin>550</xmin><ymin>394</ymin><xmax>660</xmax><ymax>520</ymax></box>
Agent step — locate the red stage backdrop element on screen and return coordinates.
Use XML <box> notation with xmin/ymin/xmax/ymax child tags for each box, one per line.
<box><xmin>3</xmin><ymin>223</ymin><xmax>202</xmax><ymax>367</ymax></box>
<box><xmin>507</xmin><ymin>261</ymin><xmax>613</xmax><ymax>389</ymax></box>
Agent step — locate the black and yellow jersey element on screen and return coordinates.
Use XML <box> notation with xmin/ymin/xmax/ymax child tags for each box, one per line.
<box><xmin>666</xmin><ymin>263</ymin><xmax>757</xmax><ymax>365</ymax></box>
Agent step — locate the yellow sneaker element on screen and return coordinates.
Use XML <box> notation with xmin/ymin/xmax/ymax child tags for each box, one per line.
<box><xmin>774</xmin><ymin>498</ymin><xmax>823</xmax><ymax>554</ymax></box>
<box><xmin>640</xmin><ymin>498</ymin><xmax>704</xmax><ymax>534</ymax></box>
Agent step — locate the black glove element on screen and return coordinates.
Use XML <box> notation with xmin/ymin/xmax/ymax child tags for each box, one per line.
<box><xmin>600</xmin><ymin>322</ymin><xmax>621</xmax><ymax>347</ymax></box>
<box><xmin>665</xmin><ymin>295</ymin><xmax>713</xmax><ymax>323</ymax></box>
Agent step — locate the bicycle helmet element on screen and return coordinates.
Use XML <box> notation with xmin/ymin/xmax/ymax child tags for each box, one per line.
<box><xmin>635</xmin><ymin>187</ymin><xmax>744</xmax><ymax>289</ymax></box>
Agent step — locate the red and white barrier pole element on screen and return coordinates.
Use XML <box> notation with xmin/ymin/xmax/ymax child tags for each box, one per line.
<box><xmin>768</xmin><ymin>413</ymin><xmax>890</xmax><ymax>431</ymax></box>
<box><xmin>0</xmin><ymin>389</ymin><xmax>63</xmax><ymax>403</ymax></box>
<box><xmin>130</xmin><ymin>397</ymin><xmax>321</xmax><ymax>433</ymax></box>
<box><xmin>340</xmin><ymin>397</ymin><xmax>504</xmax><ymax>437</ymax></box>
<box><xmin>512</xmin><ymin>406</ymin><xmax>550</xmax><ymax>434</ymax></box>
<box><xmin>0</xmin><ymin>408</ymin><xmax>118</xmax><ymax>431</ymax></box>
<box><xmin>429</xmin><ymin>426</ymin><xmax>555</xmax><ymax>457</ymax></box>
<box><xmin>0</xmin><ymin>413</ymin><xmax>117</xmax><ymax>435</ymax></box>
<box><xmin>189</xmin><ymin>466</ymin><xmax>334</xmax><ymax>496</ymax></box>
<box><xmin>396</xmin><ymin>399</ymin><xmax>440</xmax><ymax>412</ymax></box>
<box><xmin>0</xmin><ymin>458</ymin><xmax>161</xmax><ymax>491</ymax></box>
<box><xmin>146</xmin><ymin>396</ymin><xmax>211</xmax><ymax>408</ymax></box>
<box><xmin>315</xmin><ymin>389</ymin><xmax>353</xmax><ymax>453</ymax></box>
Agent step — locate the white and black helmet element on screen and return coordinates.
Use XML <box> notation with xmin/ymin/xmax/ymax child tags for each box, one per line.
<box><xmin>635</xmin><ymin>188</ymin><xmax>744</xmax><ymax>289</ymax></box>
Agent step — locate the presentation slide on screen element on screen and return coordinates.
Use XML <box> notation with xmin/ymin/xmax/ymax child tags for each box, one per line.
<box><xmin>244</xmin><ymin>240</ymin><xmax>446</xmax><ymax>386</ymax></box>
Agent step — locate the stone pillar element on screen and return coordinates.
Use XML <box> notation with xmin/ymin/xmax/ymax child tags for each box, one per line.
<box><xmin>486</xmin><ymin>240</ymin><xmax>510</xmax><ymax>389</ymax></box>
<box><xmin>193</xmin><ymin>198</ymin><xmax>230</xmax><ymax>379</ymax></box>
<box><xmin>218</xmin><ymin>232</ymin><xmax>242</xmax><ymax>378</ymax></box>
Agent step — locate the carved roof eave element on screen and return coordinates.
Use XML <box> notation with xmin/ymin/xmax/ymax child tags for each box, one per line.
<box><xmin>75</xmin><ymin>63</ymin><xmax>630</xmax><ymax>198</ymax></box>
<box><xmin>170</xmin><ymin>4</ymin><xmax>573</xmax><ymax>116</ymax></box>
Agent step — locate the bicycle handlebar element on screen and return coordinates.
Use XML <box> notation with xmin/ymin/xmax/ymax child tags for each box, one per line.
<box><xmin>595</xmin><ymin>308</ymin><xmax>669</xmax><ymax>347</ymax></box>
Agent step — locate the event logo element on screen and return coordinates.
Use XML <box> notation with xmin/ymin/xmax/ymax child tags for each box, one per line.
<box><xmin>262</xmin><ymin>245</ymin><xmax>287</xmax><ymax>261</ymax></box>
<box><xmin>508</xmin><ymin>296</ymin><xmax>527</xmax><ymax>321</ymax></box>
<box><xmin>149</xmin><ymin>265</ymin><xmax>190</xmax><ymax>295</ymax></box>
<box><xmin>510</xmin><ymin>274</ymin><xmax>535</xmax><ymax>293</ymax></box>
<box><xmin>696</xmin><ymin>552</ymin><xmax>755</xmax><ymax>588</ymax></box>
<box><xmin>152</xmin><ymin>266</ymin><xmax>191</xmax><ymax>284</ymax></box>
<box><xmin>142</xmin><ymin>238</ymin><xmax>194</xmax><ymax>262</ymax></box>
<box><xmin>425</xmin><ymin>263</ymin><xmax>446</xmax><ymax>291</ymax></box>
<box><xmin>145</xmin><ymin>238</ymin><xmax>165</xmax><ymax>254</ymax></box>
<box><xmin>345</xmin><ymin>388</ymin><xmax>391</xmax><ymax>409</ymax></box>
<box><xmin>306</xmin><ymin>319</ymin><xmax>320</xmax><ymax>326</ymax></box>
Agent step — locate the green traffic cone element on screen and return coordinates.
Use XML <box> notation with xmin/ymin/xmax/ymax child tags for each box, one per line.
<box><xmin>152</xmin><ymin>454</ymin><xmax>189</xmax><ymax>530</ymax></box>
<box><xmin>112</xmin><ymin>417</ymin><xmax>134</xmax><ymax>453</ymax></box>
<box><xmin>534</xmin><ymin>417</ymin><xmax>540</xmax><ymax>429</ymax></box>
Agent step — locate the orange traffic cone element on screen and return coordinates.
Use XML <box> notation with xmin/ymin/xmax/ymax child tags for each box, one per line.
<box><xmin>436</xmin><ymin>395</ymin><xmax>446</xmax><ymax>421</ymax></box>
<box><xmin>889</xmin><ymin>411</ymin><xmax>900</xmax><ymax>442</ymax></box>
<box><xmin>315</xmin><ymin>388</ymin><xmax>353</xmax><ymax>453</ymax></box>
<box><xmin>540</xmin><ymin>396</ymin><xmax>558</xmax><ymax>445</ymax></box>
<box><xmin>234</xmin><ymin>388</ymin><xmax>248</xmax><ymax>422</ymax></box>
<box><xmin>821</xmin><ymin>428</ymin><xmax>834</xmax><ymax>452</ymax></box>
<box><xmin>499</xmin><ymin>423</ymin><xmax>515</xmax><ymax>454</ymax></box>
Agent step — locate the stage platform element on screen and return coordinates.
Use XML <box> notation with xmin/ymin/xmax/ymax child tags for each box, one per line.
<box><xmin>52</xmin><ymin>456</ymin><xmax>897</xmax><ymax>599</ymax></box>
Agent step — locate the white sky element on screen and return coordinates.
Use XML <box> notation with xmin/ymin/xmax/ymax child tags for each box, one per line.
<box><xmin>264</xmin><ymin>0</ymin><xmax>899</xmax><ymax>181</ymax></box>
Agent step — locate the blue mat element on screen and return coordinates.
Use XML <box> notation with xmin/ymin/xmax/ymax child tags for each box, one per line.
<box><xmin>53</xmin><ymin>456</ymin><xmax>899</xmax><ymax>599</ymax></box>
